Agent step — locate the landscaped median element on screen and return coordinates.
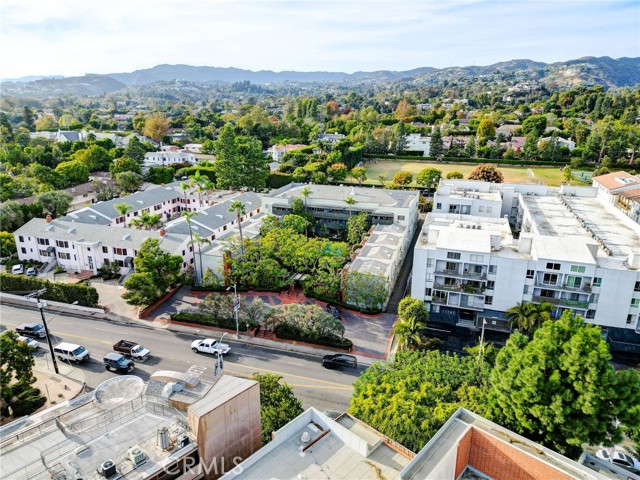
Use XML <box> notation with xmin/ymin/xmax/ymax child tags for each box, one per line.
<box><xmin>169</xmin><ymin>293</ymin><xmax>353</xmax><ymax>351</ymax></box>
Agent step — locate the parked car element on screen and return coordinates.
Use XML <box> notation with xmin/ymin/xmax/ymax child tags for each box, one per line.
<box><xmin>596</xmin><ymin>449</ymin><xmax>640</xmax><ymax>474</ymax></box>
<box><xmin>53</xmin><ymin>342</ymin><xmax>90</xmax><ymax>364</ymax></box>
<box><xmin>11</xmin><ymin>264</ymin><xmax>24</xmax><ymax>275</ymax></box>
<box><xmin>103</xmin><ymin>352</ymin><xmax>134</xmax><ymax>373</ymax></box>
<box><xmin>16</xmin><ymin>323</ymin><xmax>46</xmax><ymax>339</ymax></box>
<box><xmin>191</xmin><ymin>338</ymin><xmax>230</xmax><ymax>355</ymax></box>
<box><xmin>17</xmin><ymin>336</ymin><xmax>40</xmax><ymax>350</ymax></box>
<box><xmin>113</xmin><ymin>340</ymin><xmax>150</xmax><ymax>361</ymax></box>
<box><xmin>26</xmin><ymin>267</ymin><xmax>38</xmax><ymax>277</ymax></box>
<box><xmin>326</xmin><ymin>304</ymin><xmax>341</xmax><ymax>319</ymax></box>
<box><xmin>322</xmin><ymin>354</ymin><xmax>358</xmax><ymax>369</ymax></box>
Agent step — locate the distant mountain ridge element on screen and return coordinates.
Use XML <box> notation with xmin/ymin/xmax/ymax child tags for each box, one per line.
<box><xmin>2</xmin><ymin>56</ymin><xmax>638</xmax><ymax>98</ymax></box>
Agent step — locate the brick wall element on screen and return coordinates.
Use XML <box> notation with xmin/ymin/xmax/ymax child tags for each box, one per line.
<box><xmin>455</xmin><ymin>428</ymin><xmax>473</xmax><ymax>478</ymax></box>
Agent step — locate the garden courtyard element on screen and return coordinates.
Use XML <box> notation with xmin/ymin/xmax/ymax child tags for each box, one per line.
<box><xmin>351</xmin><ymin>160</ymin><xmax>592</xmax><ymax>187</ymax></box>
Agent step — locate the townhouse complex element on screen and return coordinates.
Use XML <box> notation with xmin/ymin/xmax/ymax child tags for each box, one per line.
<box><xmin>411</xmin><ymin>172</ymin><xmax>640</xmax><ymax>354</ymax></box>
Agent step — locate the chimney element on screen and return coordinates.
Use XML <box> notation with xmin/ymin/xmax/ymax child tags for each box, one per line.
<box><xmin>160</xmin><ymin>228</ymin><xmax>166</xmax><ymax>237</ymax></box>
<box><xmin>46</xmin><ymin>215</ymin><xmax>53</xmax><ymax>224</ymax></box>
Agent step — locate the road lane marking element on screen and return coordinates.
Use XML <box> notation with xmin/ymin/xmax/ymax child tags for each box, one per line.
<box><xmin>226</xmin><ymin>362</ymin><xmax>354</xmax><ymax>388</ymax></box>
<box><xmin>287</xmin><ymin>362</ymin><xmax>303</xmax><ymax>366</ymax></box>
<box><xmin>95</xmin><ymin>328</ymin><xmax>128</xmax><ymax>334</ymax></box>
<box><xmin>220</xmin><ymin>369</ymin><xmax>353</xmax><ymax>391</ymax></box>
<box><xmin>239</xmin><ymin>353</ymin><xmax>268</xmax><ymax>361</ymax></box>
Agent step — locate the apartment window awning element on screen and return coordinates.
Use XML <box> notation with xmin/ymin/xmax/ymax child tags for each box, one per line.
<box><xmin>46</xmin><ymin>246</ymin><xmax>55</xmax><ymax>253</ymax></box>
<box><xmin>124</xmin><ymin>257</ymin><xmax>134</xmax><ymax>267</ymax></box>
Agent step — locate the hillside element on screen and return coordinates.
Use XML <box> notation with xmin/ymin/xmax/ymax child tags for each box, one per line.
<box><xmin>1</xmin><ymin>57</ymin><xmax>637</xmax><ymax>98</ymax></box>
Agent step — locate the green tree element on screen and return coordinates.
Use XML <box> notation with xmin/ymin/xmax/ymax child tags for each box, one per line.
<box><xmin>311</xmin><ymin>171</ymin><xmax>327</xmax><ymax>184</ymax></box>
<box><xmin>393</xmin><ymin>171</ymin><xmax>413</xmax><ymax>186</ymax></box>
<box><xmin>477</xmin><ymin>118</ymin><xmax>496</xmax><ymax>140</ymax></box>
<box><xmin>390</xmin><ymin>121</ymin><xmax>408</xmax><ymax>155</ymax></box>
<box><xmin>143</xmin><ymin>113</ymin><xmax>170</xmax><ymax>145</ymax></box>
<box><xmin>252</xmin><ymin>373</ymin><xmax>303</xmax><ymax>445</ymax></box>
<box><xmin>113</xmin><ymin>202</ymin><xmax>133</xmax><ymax>217</ymax></box>
<box><xmin>343</xmin><ymin>272</ymin><xmax>388</xmax><ymax>310</ymax></box>
<box><xmin>521</xmin><ymin>115</ymin><xmax>548</xmax><ymax>137</ymax></box>
<box><xmin>190</xmin><ymin>232</ymin><xmax>211</xmax><ymax>286</ymax></box>
<box><xmin>464</xmin><ymin>137</ymin><xmax>476</xmax><ymax>157</ymax></box>
<box><xmin>281</xmin><ymin>214</ymin><xmax>308</xmax><ymax>234</ymax></box>
<box><xmin>563</xmin><ymin>167</ymin><xmax>573</xmax><ymax>184</ymax></box>
<box><xmin>505</xmin><ymin>301</ymin><xmax>552</xmax><ymax>334</ymax></box>
<box><xmin>350</xmin><ymin>350</ymin><xmax>492</xmax><ymax>452</ymax></box>
<box><xmin>468</xmin><ymin>164</ymin><xmax>504</xmax><ymax>183</ymax></box>
<box><xmin>0</xmin><ymin>231</ymin><xmax>16</xmax><ymax>257</ymax></box>
<box><xmin>213</xmin><ymin>124</ymin><xmax>269</xmax><ymax>191</ymax></box>
<box><xmin>393</xmin><ymin>315</ymin><xmax>428</xmax><ymax>351</ymax></box>
<box><xmin>146</xmin><ymin>166</ymin><xmax>174</xmax><ymax>184</ymax></box>
<box><xmin>344</xmin><ymin>195</ymin><xmax>356</xmax><ymax>218</ymax></box>
<box><xmin>1</xmin><ymin>331</ymin><xmax>46</xmax><ymax>418</ymax></box>
<box><xmin>35</xmin><ymin>115</ymin><xmax>58</xmax><ymax>131</ymax></box>
<box><xmin>124</xmin><ymin>136</ymin><xmax>147</xmax><ymax>162</ymax></box>
<box><xmin>327</xmin><ymin>163</ymin><xmax>348</xmax><ymax>182</ymax></box>
<box><xmin>237</xmin><ymin>135</ymin><xmax>269</xmax><ymax>191</ymax></box>
<box><xmin>351</xmin><ymin>166</ymin><xmax>367</xmax><ymax>186</ymax></box>
<box><xmin>122</xmin><ymin>238</ymin><xmax>182</xmax><ymax>305</ymax></box>
<box><xmin>446</xmin><ymin>171</ymin><xmax>464</xmax><ymax>179</ymax></box>
<box><xmin>489</xmin><ymin>311</ymin><xmax>640</xmax><ymax>458</ymax></box>
<box><xmin>398</xmin><ymin>297</ymin><xmax>429</xmax><ymax>325</ymax></box>
<box><xmin>0</xmin><ymin>201</ymin><xmax>25</xmax><ymax>232</ymax></box>
<box><xmin>114</xmin><ymin>171</ymin><xmax>143</xmax><ymax>193</ymax></box>
<box><xmin>181</xmin><ymin>210</ymin><xmax>199</xmax><ymax>280</ymax></box>
<box><xmin>523</xmin><ymin>132</ymin><xmax>539</xmax><ymax>161</ymax></box>
<box><xmin>346</xmin><ymin>212</ymin><xmax>369</xmax><ymax>245</ymax></box>
<box><xmin>55</xmin><ymin>160</ymin><xmax>89</xmax><ymax>186</ymax></box>
<box><xmin>72</xmin><ymin>145</ymin><xmax>111</xmax><ymax>172</ymax></box>
<box><xmin>229</xmin><ymin>200</ymin><xmax>247</xmax><ymax>256</ymax></box>
<box><xmin>36</xmin><ymin>191</ymin><xmax>73</xmax><ymax>218</ymax></box>
<box><xmin>429</xmin><ymin>129</ymin><xmax>444</xmax><ymax>157</ymax></box>
<box><xmin>417</xmin><ymin>168</ymin><xmax>442</xmax><ymax>188</ymax></box>
<box><xmin>109</xmin><ymin>157</ymin><xmax>141</xmax><ymax>176</ymax></box>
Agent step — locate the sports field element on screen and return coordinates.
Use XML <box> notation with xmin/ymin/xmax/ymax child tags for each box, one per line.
<box><xmin>351</xmin><ymin>160</ymin><xmax>590</xmax><ymax>187</ymax></box>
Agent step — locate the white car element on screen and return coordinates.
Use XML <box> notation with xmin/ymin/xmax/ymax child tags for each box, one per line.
<box><xmin>17</xmin><ymin>336</ymin><xmax>40</xmax><ymax>350</ymax></box>
<box><xmin>191</xmin><ymin>338</ymin><xmax>230</xmax><ymax>355</ymax></box>
<box><xmin>596</xmin><ymin>448</ymin><xmax>640</xmax><ymax>474</ymax></box>
<box><xmin>11</xmin><ymin>264</ymin><xmax>24</xmax><ymax>274</ymax></box>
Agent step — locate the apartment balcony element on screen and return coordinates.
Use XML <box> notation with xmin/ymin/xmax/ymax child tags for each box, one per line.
<box><xmin>432</xmin><ymin>297</ymin><xmax>447</xmax><ymax>304</ymax></box>
<box><xmin>532</xmin><ymin>295</ymin><xmax>589</xmax><ymax>309</ymax></box>
<box><xmin>534</xmin><ymin>282</ymin><xmax>591</xmax><ymax>293</ymax></box>
<box><xmin>532</xmin><ymin>295</ymin><xmax>561</xmax><ymax>306</ymax></box>
<box><xmin>435</xmin><ymin>269</ymin><xmax>487</xmax><ymax>280</ymax></box>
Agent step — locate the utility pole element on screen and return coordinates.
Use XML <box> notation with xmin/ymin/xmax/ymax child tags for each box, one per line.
<box><xmin>27</xmin><ymin>289</ymin><xmax>59</xmax><ymax>375</ymax></box>
<box><xmin>477</xmin><ymin>318</ymin><xmax>487</xmax><ymax>363</ymax></box>
<box><xmin>227</xmin><ymin>284</ymin><xmax>240</xmax><ymax>339</ymax></box>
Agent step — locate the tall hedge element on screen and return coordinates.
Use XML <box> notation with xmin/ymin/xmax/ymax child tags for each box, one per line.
<box><xmin>0</xmin><ymin>273</ymin><xmax>99</xmax><ymax>307</ymax></box>
<box><xmin>268</xmin><ymin>172</ymin><xmax>294</xmax><ymax>189</ymax></box>
<box><xmin>174</xmin><ymin>166</ymin><xmax>216</xmax><ymax>183</ymax></box>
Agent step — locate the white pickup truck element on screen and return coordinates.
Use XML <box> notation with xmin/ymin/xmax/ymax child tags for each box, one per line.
<box><xmin>191</xmin><ymin>338</ymin><xmax>231</xmax><ymax>355</ymax></box>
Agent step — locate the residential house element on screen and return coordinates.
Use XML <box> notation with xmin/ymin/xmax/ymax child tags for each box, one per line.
<box><xmin>268</xmin><ymin>143</ymin><xmax>307</xmax><ymax>162</ymax></box>
<box><xmin>317</xmin><ymin>133</ymin><xmax>345</xmax><ymax>144</ymax></box>
<box><xmin>592</xmin><ymin>170</ymin><xmax>640</xmax><ymax>223</ymax></box>
<box><xmin>405</xmin><ymin>133</ymin><xmax>431</xmax><ymax>156</ymax></box>
<box><xmin>143</xmin><ymin>151</ymin><xmax>197</xmax><ymax>171</ymax></box>
<box><xmin>14</xmin><ymin>179</ymin><xmax>113</xmax><ymax>213</ymax></box>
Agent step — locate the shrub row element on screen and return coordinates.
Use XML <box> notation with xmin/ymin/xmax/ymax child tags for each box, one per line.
<box><xmin>274</xmin><ymin>323</ymin><xmax>353</xmax><ymax>350</ymax></box>
<box><xmin>0</xmin><ymin>273</ymin><xmax>99</xmax><ymax>307</ymax></box>
<box><xmin>170</xmin><ymin>311</ymin><xmax>248</xmax><ymax>331</ymax></box>
<box><xmin>302</xmin><ymin>291</ymin><xmax>382</xmax><ymax>315</ymax></box>
<box><xmin>268</xmin><ymin>172</ymin><xmax>294</xmax><ymax>189</ymax></box>
<box><xmin>363</xmin><ymin>153</ymin><xmax>570</xmax><ymax>167</ymax></box>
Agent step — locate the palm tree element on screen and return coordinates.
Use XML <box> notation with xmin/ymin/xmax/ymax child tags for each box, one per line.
<box><xmin>506</xmin><ymin>301</ymin><xmax>552</xmax><ymax>333</ymax></box>
<box><xmin>393</xmin><ymin>316</ymin><xmax>427</xmax><ymax>351</ymax></box>
<box><xmin>180</xmin><ymin>181</ymin><xmax>190</xmax><ymax>211</ymax></box>
<box><xmin>181</xmin><ymin>210</ymin><xmax>199</xmax><ymax>281</ymax></box>
<box><xmin>229</xmin><ymin>200</ymin><xmax>246</xmax><ymax>257</ymax></box>
<box><xmin>344</xmin><ymin>196</ymin><xmax>357</xmax><ymax>218</ymax></box>
<box><xmin>189</xmin><ymin>171</ymin><xmax>207</xmax><ymax>207</ymax></box>
<box><xmin>190</xmin><ymin>232</ymin><xmax>211</xmax><ymax>286</ymax></box>
<box><xmin>377</xmin><ymin>174</ymin><xmax>388</xmax><ymax>187</ymax></box>
<box><xmin>145</xmin><ymin>213</ymin><xmax>162</xmax><ymax>230</ymax></box>
<box><xmin>114</xmin><ymin>202</ymin><xmax>132</xmax><ymax>220</ymax></box>
<box><xmin>300</xmin><ymin>186</ymin><xmax>312</xmax><ymax>208</ymax></box>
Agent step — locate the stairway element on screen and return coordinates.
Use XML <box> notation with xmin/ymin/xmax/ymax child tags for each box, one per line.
<box><xmin>253</xmin><ymin>329</ymin><xmax>275</xmax><ymax>340</ymax></box>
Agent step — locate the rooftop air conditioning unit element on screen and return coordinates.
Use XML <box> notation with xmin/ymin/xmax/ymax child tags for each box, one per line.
<box><xmin>128</xmin><ymin>446</ymin><xmax>146</xmax><ymax>466</ymax></box>
<box><xmin>100</xmin><ymin>459</ymin><xmax>116</xmax><ymax>478</ymax></box>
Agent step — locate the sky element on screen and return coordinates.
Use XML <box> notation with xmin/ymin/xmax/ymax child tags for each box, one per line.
<box><xmin>1</xmin><ymin>0</ymin><xmax>639</xmax><ymax>79</ymax></box>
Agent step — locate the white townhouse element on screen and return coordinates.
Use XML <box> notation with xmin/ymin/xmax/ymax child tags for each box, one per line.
<box><xmin>268</xmin><ymin>144</ymin><xmax>307</xmax><ymax>162</ymax></box>
<box><xmin>412</xmin><ymin>179</ymin><xmax>640</xmax><ymax>354</ymax></box>
<box><xmin>317</xmin><ymin>133</ymin><xmax>345</xmax><ymax>145</ymax></box>
<box><xmin>404</xmin><ymin>133</ymin><xmax>431</xmax><ymax>157</ymax></box>
<box><xmin>143</xmin><ymin>151</ymin><xmax>196</xmax><ymax>171</ymax></box>
<box><xmin>13</xmin><ymin>217</ymin><xmax>190</xmax><ymax>275</ymax></box>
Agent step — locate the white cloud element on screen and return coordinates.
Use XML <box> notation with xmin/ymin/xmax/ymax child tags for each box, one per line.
<box><xmin>0</xmin><ymin>0</ymin><xmax>637</xmax><ymax>78</ymax></box>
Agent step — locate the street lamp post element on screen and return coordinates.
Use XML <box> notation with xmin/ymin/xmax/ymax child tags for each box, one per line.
<box><xmin>227</xmin><ymin>284</ymin><xmax>240</xmax><ymax>339</ymax></box>
<box><xmin>478</xmin><ymin>318</ymin><xmax>487</xmax><ymax>362</ymax></box>
<box><xmin>32</xmin><ymin>291</ymin><xmax>59</xmax><ymax>375</ymax></box>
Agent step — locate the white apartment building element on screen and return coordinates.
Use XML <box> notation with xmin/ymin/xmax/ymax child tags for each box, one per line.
<box><xmin>592</xmin><ymin>170</ymin><xmax>640</xmax><ymax>224</ymax></box>
<box><xmin>412</xmin><ymin>179</ymin><xmax>640</xmax><ymax>353</ymax></box>
<box><xmin>143</xmin><ymin>150</ymin><xmax>196</xmax><ymax>171</ymax></box>
<box><xmin>404</xmin><ymin>133</ymin><xmax>431</xmax><ymax>156</ymax></box>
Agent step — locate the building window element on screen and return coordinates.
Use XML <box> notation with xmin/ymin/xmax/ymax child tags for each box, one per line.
<box><xmin>593</xmin><ymin>277</ymin><xmax>602</xmax><ymax>287</ymax></box>
<box><xmin>116</xmin><ymin>217</ymin><xmax>124</xmax><ymax>224</ymax></box>
<box><xmin>447</xmin><ymin>252</ymin><xmax>461</xmax><ymax>260</ymax></box>
<box><xmin>485</xmin><ymin>296</ymin><xmax>493</xmax><ymax>305</ymax></box>
<box><xmin>628</xmin><ymin>314</ymin><xmax>635</xmax><ymax>325</ymax></box>
<box><xmin>566</xmin><ymin>276</ymin><xmax>582</xmax><ymax>288</ymax></box>
<box><xmin>102</xmin><ymin>246</ymin><xmax>108</xmax><ymax>254</ymax></box>
<box><xmin>570</xmin><ymin>265</ymin><xmax>586</xmax><ymax>273</ymax></box>
<box><xmin>37</xmin><ymin>238</ymin><xmax>50</xmax><ymax>246</ymax></box>
<box><xmin>542</xmin><ymin>273</ymin><xmax>558</xmax><ymax>285</ymax></box>
<box><xmin>58</xmin><ymin>252</ymin><xmax>71</xmax><ymax>260</ymax></box>
<box><xmin>486</xmin><ymin>206</ymin><xmax>492</xmax><ymax>214</ymax></box>
<box><xmin>397</xmin><ymin>215</ymin><xmax>405</xmax><ymax>221</ymax></box>
<box><xmin>635</xmin><ymin>281</ymin><xmax>640</xmax><ymax>293</ymax></box>
<box><xmin>470</xmin><ymin>254</ymin><xmax>484</xmax><ymax>262</ymax></box>
<box><xmin>478</xmin><ymin>206</ymin><xmax>484</xmax><ymax>213</ymax></box>
<box><xmin>586</xmin><ymin>310</ymin><xmax>595</xmax><ymax>319</ymax></box>
<box><xmin>56</xmin><ymin>240</ymin><xmax>69</xmax><ymax>248</ymax></box>
<box><xmin>487</xmin><ymin>280</ymin><xmax>495</xmax><ymax>290</ymax></box>
<box><xmin>489</xmin><ymin>265</ymin><xmax>497</xmax><ymax>274</ymax></box>
<box><xmin>436</xmin><ymin>203</ymin><xmax>442</xmax><ymax>209</ymax></box>
<box><xmin>425</xmin><ymin>288</ymin><xmax>432</xmax><ymax>297</ymax></box>
<box><xmin>19</xmin><ymin>236</ymin><xmax>24</xmax><ymax>242</ymax></box>
<box><xmin>546</xmin><ymin>262</ymin><xmax>561</xmax><ymax>270</ymax></box>
<box><xmin>113</xmin><ymin>247</ymin><xmax>127</xmax><ymax>256</ymax></box>
<box><xmin>104</xmin><ymin>259</ymin><xmax>110</xmax><ymax>265</ymax></box>
<box><xmin>632</xmin><ymin>298</ymin><xmax>640</xmax><ymax>308</ymax></box>
<box><xmin>523</xmin><ymin>285</ymin><xmax>530</xmax><ymax>294</ymax></box>
<box><xmin>21</xmin><ymin>247</ymin><xmax>26</xmax><ymax>254</ymax></box>
<box><xmin>426</xmin><ymin>273</ymin><xmax>434</xmax><ymax>282</ymax></box>
<box><xmin>427</xmin><ymin>258</ymin><xmax>434</xmax><ymax>267</ymax></box>
<box><xmin>526</xmin><ymin>269</ymin><xmax>534</xmax><ymax>279</ymax></box>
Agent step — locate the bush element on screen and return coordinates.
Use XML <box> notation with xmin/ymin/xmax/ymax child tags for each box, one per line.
<box><xmin>274</xmin><ymin>323</ymin><xmax>353</xmax><ymax>350</ymax></box>
<box><xmin>170</xmin><ymin>311</ymin><xmax>249</xmax><ymax>331</ymax></box>
<box><xmin>0</xmin><ymin>273</ymin><xmax>99</xmax><ymax>307</ymax></box>
<box><xmin>174</xmin><ymin>166</ymin><xmax>216</xmax><ymax>183</ymax></box>
<box><xmin>268</xmin><ymin>172</ymin><xmax>294</xmax><ymax>188</ymax></box>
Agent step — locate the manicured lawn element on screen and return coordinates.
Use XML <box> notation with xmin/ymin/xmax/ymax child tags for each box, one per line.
<box><xmin>350</xmin><ymin>160</ymin><xmax>590</xmax><ymax>187</ymax></box>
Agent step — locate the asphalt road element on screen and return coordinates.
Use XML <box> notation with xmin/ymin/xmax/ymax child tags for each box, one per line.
<box><xmin>0</xmin><ymin>304</ymin><xmax>363</xmax><ymax>413</ymax></box>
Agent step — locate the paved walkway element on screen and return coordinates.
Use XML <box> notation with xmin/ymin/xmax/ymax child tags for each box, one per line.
<box><xmin>89</xmin><ymin>278</ymin><xmax>139</xmax><ymax>320</ymax></box>
<box><xmin>32</xmin><ymin>353</ymin><xmax>86</xmax><ymax>411</ymax></box>
<box><xmin>147</xmin><ymin>286</ymin><xmax>396</xmax><ymax>363</ymax></box>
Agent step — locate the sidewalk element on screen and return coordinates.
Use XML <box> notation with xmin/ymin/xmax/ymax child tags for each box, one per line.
<box><xmin>32</xmin><ymin>354</ymin><xmax>86</xmax><ymax>410</ymax></box>
<box><xmin>144</xmin><ymin>313</ymin><xmax>390</xmax><ymax>368</ymax></box>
